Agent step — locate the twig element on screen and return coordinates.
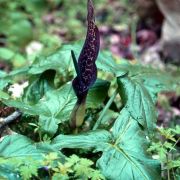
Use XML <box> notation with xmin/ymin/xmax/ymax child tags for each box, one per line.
<box><xmin>93</xmin><ymin>89</ymin><xmax>118</xmax><ymax>130</ymax></box>
<box><xmin>0</xmin><ymin>110</ymin><xmax>22</xmax><ymax>129</ymax></box>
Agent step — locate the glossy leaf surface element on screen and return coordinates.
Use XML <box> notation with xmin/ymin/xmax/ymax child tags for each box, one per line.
<box><xmin>51</xmin><ymin>109</ymin><xmax>160</xmax><ymax>180</ymax></box>
<box><xmin>97</xmin><ymin>109</ymin><xmax>160</xmax><ymax>180</ymax></box>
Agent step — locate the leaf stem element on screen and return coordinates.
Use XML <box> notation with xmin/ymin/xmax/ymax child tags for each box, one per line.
<box><xmin>167</xmin><ymin>168</ymin><xmax>170</xmax><ymax>180</ymax></box>
<box><xmin>93</xmin><ymin>89</ymin><xmax>118</xmax><ymax>130</ymax></box>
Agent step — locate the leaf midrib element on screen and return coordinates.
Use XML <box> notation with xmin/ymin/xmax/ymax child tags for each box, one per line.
<box><xmin>112</xmin><ymin>144</ymin><xmax>148</xmax><ymax>180</ymax></box>
<box><xmin>111</xmin><ymin>117</ymin><xmax>149</xmax><ymax>180</ymax></box>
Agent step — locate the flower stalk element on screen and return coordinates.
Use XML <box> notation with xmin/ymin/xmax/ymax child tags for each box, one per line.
<box><xmin>70</xmin><ymin>0</ymin><xmax>100</xmax><ymax>129</ymax></box>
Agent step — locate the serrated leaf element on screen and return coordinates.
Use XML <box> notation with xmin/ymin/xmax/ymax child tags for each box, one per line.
<box><xmin>117</xmin><ymin>75</ymin><xmax>157</xmax><ymax>134</ymax></box>
<box><xmin>0</xmin><ymin>134</ymin><xmax>65</xmax><ymax>179</ymax></box>
<box><xmin>19</xmin><ymin>164</ymin><xmax>38</xmax><ymax>180</ymax></box>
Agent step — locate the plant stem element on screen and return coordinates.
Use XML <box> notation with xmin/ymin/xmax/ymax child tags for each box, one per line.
<box><xmin>130</xmin><ymin>16</ymin><xmax>138</xmax><ymax>60</ymax></box>
<box><xmin>164</xmin><ymin>137</ymin><xmax>180</xmax><ymax>180</ymax></box>
<box><xmin>168</xmin><ymin>137</ymin><xmax>180</xmax><ymax>153</ymax></box>
<box><xmin>93</xmin><ymin>89</ymin><xmax>118</xmax><ymax>130</ymax></box>
<box><xmin>167</xmin><ymin>168</ymin><xmax>170</xmax><ymax>180</ymax></box>
<box><xmin>166</xmin><ymin>153</ymin><xmax>171</xmax><ymax>180</ymax></box>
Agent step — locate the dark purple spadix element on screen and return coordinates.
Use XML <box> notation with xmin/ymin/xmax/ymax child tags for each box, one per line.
<box><xmin>70</xmin><ymin>0</ymin><xmax>100</xmax><ymax>129</ymax></box>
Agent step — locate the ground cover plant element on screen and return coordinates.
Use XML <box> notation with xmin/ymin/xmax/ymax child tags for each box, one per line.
<box><xmin>0</xmin><ymin>0</ymin><xmax>180</xmax><ymax>180</ymax></box>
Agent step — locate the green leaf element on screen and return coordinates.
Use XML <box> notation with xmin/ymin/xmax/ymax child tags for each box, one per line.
<box><xmin>2</xmin><ymin>79</ymin><xmax>109</xmax><ymax>136</ymax></box>
<box><xmin>116</xmin><ymin>63</ymin><xmax>179</xmax><ymax>135</ymax></box>
<box><xmin>0</xmin><ymin>67</ymin><xmax>29</xmax><ymax>90</ymax></box>
<box><xmin>0</xmin><ymin>47</ymin><xmax>14</xmax><ymax>60</ymax></box>
<box><xmin>0</xmin><ymin>90</ymin><xmax>10</xmax><ymax>99</ymax></box>
<box><xmin>0</xmin><ymin>134</ymin><xmax>65</xmax><ymax>179</ymax></box>
<box><xmin>7</xmin><ymin>18</ymin><xmax>33</xmax><ymax>47</ymax></box>
<box><xmin>90</xmin><ymin>170</ymin><xmax>105</xmax><ymax>180</ymax></box>
<box><xmin>28</xmin><ymin>44</ymin><xmax>76</xmax><ymax>75</ymax></box>
<box><xmin>97</xmin><ymin>108</ymin><xmax>161</xmax><ymax>180</ymax></box>
<box><xmin>52</xmin><ymin>173</ymin><xmax>69</xmax><ymax>180</ymax></box>
<box><xmin>0</xmin><ymin>134</ymin><xmax>44</xmax><ymax>158</ymax></box>
<box><xmin>38</xmin><ymin>116</ymin><xmax>59</xmax><ymax>136</ymax></box>
<box><xmin>117</xmin><ymin>63</ymin><xmax>179</xmax><ymax>101</ymax></box>
<box><xmin>23</xmin><ymin>70</ymin><xmax>56</xmax><ymax>104</ymax></box>
<box><xmin>19</xmin><ymin>165</ymin><xmax>38</xmax><ymax>180</ymax></box>
<box><xmin>0</xmin><ymin>71</ymin><xmax>10</xmax><ymax>90</ymax></box>
<box><xmin>3</xmin><ymin>84</ymin><xmax>76</xmax><ymax>136</ymax></box>
<box><xmin>167</xmin><ymin>158</ymin><xmax>180</xmax><ymax>169</ymax></box>
<box><xmin>117</xmin><ymin>75</ymin><xmax>157</xmax><ymax>134</ymax></box>
<box><xmin>0</xmin><ymin>166</ymin><xmax>20</xmax><ymax>180</ymax></box>
<box><xmin>72</xmin><ymin>43</ymin><xmax>126</xmax><ymax>75</ymax></box>
<box><xmin>51</xmin><ymin>130</ymin><xmax>111</xmax><ymax>151</ymax></box>
<box><xmin>24</xmin><ymin>0</ymin><xmax>48</xmax><ymax>13</ymax></box>
<box><xmin>0</xmin><ymin>135</ymin><xmax>64</xmax><ymax>159</ymax></box>
<box><xmin>172</xmin><ymin>125</ymin><xmax>180</xmax><ymax>134</ymax></box>
<box><xmin>7</xmin><ymin>67</ymin><xmax>30</xmax><ymax>78</ymax></box>
<box><xmin>12</xmin><ymin>53</ymin><xmax>26</xmax><ymax>68</ymax></box>
<box><xmin>87</xmin><ymin>79</ymin><xmax>110</xmax><ymax>108</ymax></box>
<box><xmin>101</xmin><ymin>110</ymin><xmax>119</xmax><ymax>127</ymax></box>
<box><xmin>51</xmin><ymin>109</ymin><xmax>160</xmax><ymax>180</ymax></box>
<box><xmin>28</xmin><ymin>42</ymin><xmax>125</xmax><ymax>76</ymax></box>
<box><xmin>97</xmin><ymin>51</ymin><xmax>120</xmax><ymax>74</ymax></box>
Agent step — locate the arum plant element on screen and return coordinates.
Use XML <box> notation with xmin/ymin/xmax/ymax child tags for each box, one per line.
<box><xmin>70</xmin><ymin>0</ymin><xmax>100</xmax><ymax>129</ymax></box>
